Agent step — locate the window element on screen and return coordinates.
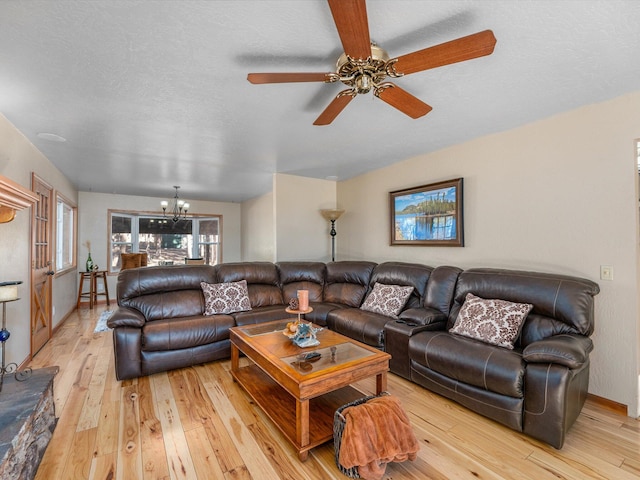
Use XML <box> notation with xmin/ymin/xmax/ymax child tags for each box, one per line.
<box><xmin>55</xmin><ymin>194</ymin><xmax>77</xmax><ymax>272</ymax></box>
<box><xmin>109</xmin><ymin>211</ymin><xmax>221</xmax><ymax>273</ymax></box>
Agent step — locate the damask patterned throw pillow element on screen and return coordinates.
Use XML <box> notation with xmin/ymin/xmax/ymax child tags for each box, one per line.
<box><xmin>201</xmin><ymin>280</ymin><xmax>252</xmax><ymax>315</ymax></box>
<box><xmin>360</xmin><ymin>282</ymin><xmax>414</xmax><ymax>318</ymax></box>
<box><xmin>450</xmin><ymin>293</ymin><xmax>533</xmax><ymax>349</ymax></box>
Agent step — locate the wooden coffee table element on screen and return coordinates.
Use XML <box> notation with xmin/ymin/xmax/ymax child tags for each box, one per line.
<box><xmin>230</xmin><ymin>320</ymin><xmax>390</xmax><ymax>461</ymax></box>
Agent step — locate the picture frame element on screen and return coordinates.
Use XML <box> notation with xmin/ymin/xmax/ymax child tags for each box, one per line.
<box><xmin>390</xmin><ymin>178</ymin><xmax>464</xmax><ymax>246</ymax></box>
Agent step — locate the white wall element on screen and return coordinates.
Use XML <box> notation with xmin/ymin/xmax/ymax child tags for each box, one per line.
<box><xmin>0</xmin><ymin>114</ymin><xmax>78</xmax><ymax>367</ymax></box>
<box><xmin>337</xmin><ymin>91</ymin><xmax>640</xmax><ymax>416</ymax></box>
<box><xmin>241</xmin><ymin>191</ymin><xmax>275</xmax><ymax>261</ymax></box>
<box><xmin>273</xmin><ymin>173</ymin><xmax>338</xmax><ymax>262</ymax></box>
<box><xmin>79</xmin><ymin>191</ymin><xmax>242</xmax><ymax>295</ymax></box>
<box><xmin>241</xmin><ymin>174</ymin><xmax>339</xmax><ymax>262</ymax></box>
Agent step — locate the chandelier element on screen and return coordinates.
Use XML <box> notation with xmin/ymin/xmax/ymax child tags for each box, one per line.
<box><xmin>160</xmin><ymin>186</ymin><xmax>190</xmax><ymax>223</ymax></box>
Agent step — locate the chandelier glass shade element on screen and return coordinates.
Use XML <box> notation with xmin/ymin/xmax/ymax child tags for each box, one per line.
<box><xmin>161</xmin><ymin>186</ymin><xmax>190</xmax><ymax>223</ymax></box>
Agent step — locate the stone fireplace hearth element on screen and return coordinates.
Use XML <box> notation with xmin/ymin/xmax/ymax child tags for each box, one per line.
<box><xmin>0</xmin><ymin>366</ymin><xmax>58</xmax><ymax>480</ymax></box>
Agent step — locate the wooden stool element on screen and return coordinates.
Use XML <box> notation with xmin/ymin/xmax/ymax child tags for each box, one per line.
<box><xmin>77</xmin><ymin>271</ymin><xmax>110</xmax><ymax>309</ymax></box>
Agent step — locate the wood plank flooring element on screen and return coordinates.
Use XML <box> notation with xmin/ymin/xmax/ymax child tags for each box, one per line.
<box><xmin>28</xmin><ymin>306</ymin><xmax>640</xmax><ymax>480</ymax></box>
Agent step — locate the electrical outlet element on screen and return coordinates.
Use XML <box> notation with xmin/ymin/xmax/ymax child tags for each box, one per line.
<box><xmin>600</xmin><ymin>265</ymin><xmax>613</xmax><ymax>281</ymax></box>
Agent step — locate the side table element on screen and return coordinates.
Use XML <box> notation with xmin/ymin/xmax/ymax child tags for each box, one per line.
<box><xmin>76</xmin><ymin>270</ymin><xmax>110</xmax><ymax>309</ymax></box>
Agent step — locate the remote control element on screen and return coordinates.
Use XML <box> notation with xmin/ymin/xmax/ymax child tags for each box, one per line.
<box><xmin>302</xmin><ymin>352</ymin><xmax>321</xmax><ymax>362</ymax></box>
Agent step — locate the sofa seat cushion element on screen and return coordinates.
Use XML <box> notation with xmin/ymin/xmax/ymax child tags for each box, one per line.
<box><xmin>142</xmin><ymin>314</ymin><xmax>235</xmax><ymax>352</ymax></box>
<box><xmin>327</xmin><ymin>308</ymin><xmax>391</xmax><ymax>349</ymax></box>
<box><xmin>304</xmin><ymin>302</ymin><xmax>344</xmax><ymax>327</ymax></box>
<box><xmin>232</xmin><ymin>305</ymin><xmax>288</xmax><ymax>326</ymax></box>
<box><xmin>408</xmin><ymin>331</ymin><xmax>525</xmax><ymax>398</ymax></box>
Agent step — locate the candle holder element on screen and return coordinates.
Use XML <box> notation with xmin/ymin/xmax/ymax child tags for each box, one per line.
<box><xmin>284</xmin><ymin>305</ymin><xmax>320</xmax><ymax>347</ymax></box>
<box><xmin>0</xmin><ymin>281</ymin><xmax>32</xmax><ymax>392</ymax></box>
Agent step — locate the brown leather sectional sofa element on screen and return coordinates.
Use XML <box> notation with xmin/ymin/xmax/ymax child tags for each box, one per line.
<box><xmin>108</xmin><ymin>260</ymin><xmax>599</xmax><ymax>448</ymax></box>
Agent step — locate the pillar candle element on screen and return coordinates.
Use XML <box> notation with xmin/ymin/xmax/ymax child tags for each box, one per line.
<box><xmin>297</xmin><ymin>289</ymin><xmax>309</xmax><ymax>311</ymax></box>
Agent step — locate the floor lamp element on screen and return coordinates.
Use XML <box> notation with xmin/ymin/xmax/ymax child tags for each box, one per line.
<box><xmin>320</xmin><ymin>209</ymin><xmax>345</xmax><ymax>262</ymax></box>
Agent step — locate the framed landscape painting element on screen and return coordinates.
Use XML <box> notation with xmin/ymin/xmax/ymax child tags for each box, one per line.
<box><xmin>390</xmin><ymin>178</ymin><xmax>464</xmax><ymax>246</ymax></box>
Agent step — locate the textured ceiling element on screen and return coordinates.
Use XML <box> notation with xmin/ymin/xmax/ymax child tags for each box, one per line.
<box><xmin>1</xmin><ymin>1</ymin><xmax>639</xmax><ymax>202</ymax></box>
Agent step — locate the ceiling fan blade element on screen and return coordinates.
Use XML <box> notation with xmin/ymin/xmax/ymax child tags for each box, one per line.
<box><xmin>375</xmin><ymin>84</ymin><xmax>432</xmax><ymax>119</ymax></box>
<box><xmin>327</xmin><ymin>0</ymin><xmax>371</xmax><ymax>60</ymax></box>
<box><xmin>393</xmin><ymin>30</ymin><xmax>497</xmax><ymax>76</ymax></box>
<box><xmin>247</xmin><ymin>72</ymin><xmax>335</xmax><ymax>84</ymax></box>
<box><xmin>313</xmin><ymin>92</ymin><xmax>355</xmax><ymax>125</ymax></box>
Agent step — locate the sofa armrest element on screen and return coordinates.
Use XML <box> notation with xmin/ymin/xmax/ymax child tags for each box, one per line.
<box><xmin>523</xmin><ymin>334</ymin><xmax>593</xmax><ymax>369</ymax></box>
<box><xmin>398</xmin><ymin>307</ymin><xmax>447</xmax><ymax>327</ymax></box>
<box><xmin>107</xmin><ymin>306</ymin><xmax>146</xmax><ymax>329</ymax></box>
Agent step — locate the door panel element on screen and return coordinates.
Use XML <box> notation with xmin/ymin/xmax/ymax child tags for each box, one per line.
<box><xmin>31</xmin><ymin>174</ymin><xmax>53</xmax><ymax>355</ymax></box>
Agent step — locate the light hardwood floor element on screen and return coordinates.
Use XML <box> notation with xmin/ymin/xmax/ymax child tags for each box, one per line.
<box><xmin>29</xmin><ymin>306</ymin><xmax>640</xmax><ymax>480</ymax></box>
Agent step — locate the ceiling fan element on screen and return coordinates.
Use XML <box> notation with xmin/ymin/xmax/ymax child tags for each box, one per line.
<box><xmin>247</xmin><ymin>0</ymin><xmax>496</xmax><ymax>126</ymax></box>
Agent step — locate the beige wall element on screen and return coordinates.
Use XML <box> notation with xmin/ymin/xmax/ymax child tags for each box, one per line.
<box><xmin>0</xmin><ymin>114</ymin><xmax>78</xmax><ymax>367</ymax></box>
<box><xmin>273</xmin><ymin>173</ymin><xmax>338</xmax><ymax>262</ymax></box>
<box><xmin>79</xmin><ymin>191</ymin><xmax>242</xmax><ymax>295</ymax></box>
<box><xmin>241</xmin><ymin>174</ymin><xmax>339</xmax><ymax>262</ymax></box>
<box><xmin>241</xmin><ymin>191</ymin><xmax>275</xmax><ymax>261</ymax></box>
<box><xmin>337</xmin><ymin>91</ymin><xmax>640</xmax><ymax>416</ymax></box>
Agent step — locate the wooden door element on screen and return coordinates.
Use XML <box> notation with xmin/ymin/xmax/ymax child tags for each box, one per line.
<box><xmin>31</xmin><ymin>174</ymin><xmax>54</xmax><ymax>355</ymax></box>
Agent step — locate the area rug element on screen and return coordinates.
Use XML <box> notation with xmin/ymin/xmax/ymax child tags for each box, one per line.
<box><xmin>94</xmin><ymin>310</ymin><xmax>113</xmax><ymax>333</ymax></box>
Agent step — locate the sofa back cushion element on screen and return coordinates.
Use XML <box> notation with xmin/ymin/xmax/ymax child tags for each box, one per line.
<box><xmin>216</xmin><ymin>262</ymin><xmax>283</xmax><ymax>307</ymax></box>
<box><xmin>448</xmin><ymin>268</ymin><xmax>600</xmax><ymax>347</ymax></box>
<box><xmin>323</xmin><ymin>261</ymin><xmax>376</xmax><ymax>307</ymax></box>
<box><xmin>423</xmin><ymin>265</ymin><xmax>462</xmax><ymax>315</ymax></box>
<box><xmin>368</xmin><ymin>262</ymin><xmax>432</xmax><ymax>310</ymax></box>
<box><xmin>117</xmin><ymin>265</ymin><xmax>217</xmax><ymax>320</ymax></box>
<box><xmin>276</xmin><ymin>261</ymin><xmax>325</xmax><ymax>304</ymax></box>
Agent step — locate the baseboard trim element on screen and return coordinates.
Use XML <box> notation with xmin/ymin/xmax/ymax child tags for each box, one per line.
<box><xmin>52</xmin><ymin>307</ymin><xmax>74</xmax><ymax>336</ymax></box>
<box><xmin>76</xmin><ymin>299</ymin><xmax>112</xmax><ymax>309</ymax></box>
<box><xmin>20</xmin><ymin>307</ymin><xmax>76</xmax><ymax>369</ymax></box>
<box><xmin>587</xmin><ymin>393</ymin><xmax>628</xmax><ymax>416</ymax></box>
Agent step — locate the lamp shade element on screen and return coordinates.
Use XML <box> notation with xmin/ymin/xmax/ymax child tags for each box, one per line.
<box><xmin>0</xmin><ymin>281</ymin><xmax>21</xmax><ymax>302</ymax></box>
<box><xmin>320</xmin><ymin>209</ymin><xmax>345</xmax><ymax>221</ymax></box>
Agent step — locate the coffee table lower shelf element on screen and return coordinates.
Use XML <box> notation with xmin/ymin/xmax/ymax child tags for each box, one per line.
<box><xmin>232</xmin><ymin>364</ymin><xmax>366</xmax><ymax>460</ymax></box>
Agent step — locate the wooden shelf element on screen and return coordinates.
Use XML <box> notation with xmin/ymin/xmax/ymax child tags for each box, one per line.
<box><xmin>232</xmin><ymin>363</ymin><xmax>365</xmax><ymax>454</ymax></box>
<box><xmin>0</xmin><ymin>176</ymin><xmax>38</xmax><ymax>210</ymax></box>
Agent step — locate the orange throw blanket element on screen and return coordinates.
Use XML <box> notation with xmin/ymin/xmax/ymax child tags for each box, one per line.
<box><xmin>338</xmin><ymin>395</ymin><xmax>419</xmax><ymax>480</ymax></box>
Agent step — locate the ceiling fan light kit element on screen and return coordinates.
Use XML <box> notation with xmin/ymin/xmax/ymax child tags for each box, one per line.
<box><xmin>247</xmin><ymin>0</ymin><xmax>496</xmax><ymax>125</ymax></box>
